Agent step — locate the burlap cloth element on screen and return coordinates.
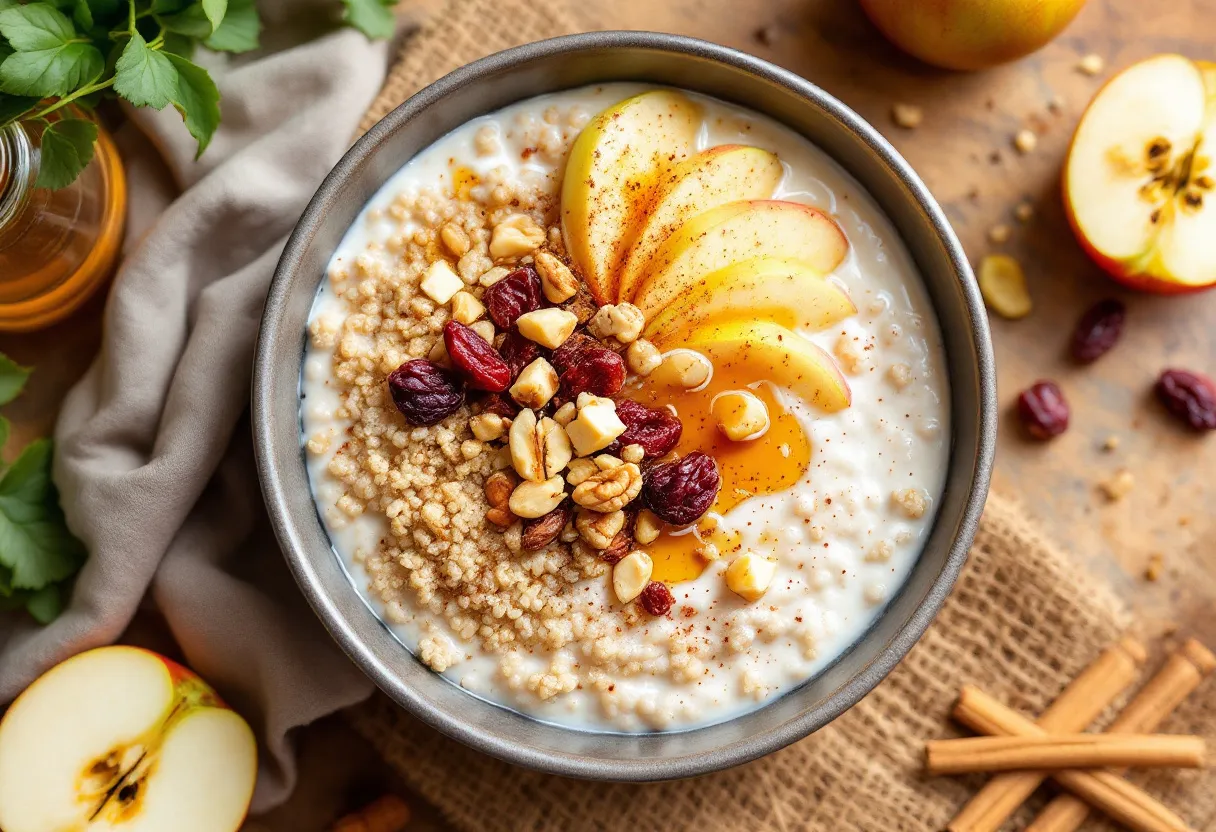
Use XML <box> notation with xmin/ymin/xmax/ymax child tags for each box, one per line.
<box><xmin>345</xmin><ymin>1</ymin><xmax>1216</xmax><ymax>828</ymax></box>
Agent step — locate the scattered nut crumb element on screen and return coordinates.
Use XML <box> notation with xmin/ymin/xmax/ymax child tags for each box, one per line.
<box><xmin>1099</xmin><ymin>468</ymin><xmax>1135</xmax><ymax>502</ymax></box>
<box><xmin>1014</xmin><ymin>202</ymin><xmax>1034</xmax><ymax>223</ymax></box>
<box><xmin>988</xmin><ymin>224</ymin><xmax>1011</xmax><ymax>244</ymax></box>
<box><xmin>1145</xmin><ymin>552</ymin><xmax>1164</xmax><ymax>582</ymax></box>
<box><xmin>1013</xmin><ymin>129</ymin><xmax>1038</xmax><ymax>155</ymax></box>
<box><xmin>753</xmin><ymin>24</ymin><xmax>777</xmax><ymax>46</ymax></box>
<box><xmin>1101</xmin><ymin>434</ymin><xmax>1120</xmax><ymax>452</ymax></box>
<box><xmin>1077</xmin><ymin>53</ymin><xmax>1105</xmax><ymax>76</ymax></box>
<box><xmin>1048</xmin><ymin>95</ymin><xmax>1065</xmax><ymax>113</ymax></box>
<box><xmin>891</xmin><ymin>103</ymin><xmax>923</xmax><ymax>129</ymax></box>
<box><xmin>978</xmin><ymin>254</ymin><xmax>1032</xmax><ymax>319</ymax></box>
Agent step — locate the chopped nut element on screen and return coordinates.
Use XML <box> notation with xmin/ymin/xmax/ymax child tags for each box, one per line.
<box><xmin>612</xmin><ymin>551</ymin><xmax>654</xmax><ymax>604</ymax></box>
<box><xmin>711</xmin><ymin>390</ymin><xmax>769</xmax><ymax>441</ymax></box>
<box><xmin>509</xmin><ymin>409</ymin><xmax>572</xmax><ymax>482</ymax></box>
<box><xmin>1145</xmin><ymin>552</ymin><xmax>1164</xmax><ymax>582</ymax></box>
<box><xmin>1077</xmin><ymin>53</ymin><xmax>1105</xmax><ymax>76</ymax></box>
<box><xmin>533</xmin><ymin>250</ymin><xmax>579</xmax><ymax>303</ymax></box>
<box><xmin>427</xmin><ymin>338</ymin><xmax>452</xmax><ymax>368</ymax></box>
<box><xmin>651</xmin><ymin>349</ymin><xmax>711</xmax><ymax>389</ymax></box>
<box><xmin>1014</xmin><ymin>201</ymin><xmax>1035</xmax><ymax>223</ymax></box>
<box><xmin>572</xmin><ymin>462</ymin><xmax>642</xmax><ymax>513</ymax></box>
<box><xmin>486</xmin><ymin>507</ymin><xmax>514</xmax><ymax>527</ymax></box>
<box><xmin>450</xmin><ymin>291</ymin><xmax>485</xmax><ymax>325</ymax></box>
<box><xmin>891</xmin><ymin>488</ymin><xmax>928</xmax><ymax>519</ymax></box>
<box><xmin>440</xmin><ymin>223</ymin><xmax>471</xmax><ymax>257</ymax></box>
<box><xmin>1013</xmin><ymin>129</ymin><xmax>1038</xmax><ymax>154</ymax></box>
<box><xmin>1099</xmin><ymin>468</ymin><xmax>1135</xmax><ymax>502</ymax></box>
<box><xmin>725</xmin><ymin>551</ymin><xmax>778</xmax><ymax>602</ymax></box>
<box><xmin>508</xmin><ymin>476</ymin><xmax>566</xmax><ymax>519</ymax></box>
<box><xmin>565</xmin><ymin>396</ymin><xmax>627</xmax><ymax>456</ymax></box>
<box><xmin>1102</xmin><ymin>434</ymin><xmax>1120</xmax><ymax>452</ymax></box>
<box><xmin>509</xmin><ymin>357</ymin><xmax>559</xmax><ymax>409</ymax></box>
<box><xmin>978</xmin><ymin>254</ymin><xmax>1032</xmax><ymax>319</ymax></box>
<box><xmin>592</xmin><ymin>453</ymin><xmax>623</xmax><ymax>470</ymax></box>
<box><xmin>521</xmin><ymin>504</ymin><xmax>571</xmax><ymax>551</ymax></box>
<box><xmin>696</xmin><ymin>542</ymin><xmax>720</xmax><ymax>562</ymax></box>
<box><xmin>483</xmin><ymin>471</ymin><xmax>517</xmax><ymax>507</ymax></box>
<box><xmin>479</xmin><ymin>266</ymin><xmax>510</xmax><ymax>287</ymax></box>
<box><xmin>489</xmin><ymin>213</ymin><xmax>546</xmax><ymax>260</ymax></box>
<box><xmin>620</xmin><ymin>443</ymin><xmax>645</xmax><ymax>464</ymax></box>
<box><xmin>888</xmin><ymin>363</ymin><xmax>913</xmax><ymax>390</ymax></box>
<box><xmin>470</xmin><ymin>413</ymin><xmax>508</xmax><ymax>442</ymax></box>
<box><xmin>565</xmin><ymin>458</ymin><xmax>599</xmax><ymax>487</ymax></box>
<box><xmin>419</xmin><ymin>260</ymin><xmax>464</xmax><ymax>305</ymax></box>
<box><xmin>988</xmin><ymin>223</ymin><xmax>1011</xmax><ymax>244</ymax></box>
<box><xmin>634</xmin><ymin>509</ymin><xmax>662</xmax><ymax>545</ymax></box>
<box><xmin>891</xmin><ymin>103</ymin><xmax>923</xmax><ymax>129</ymax></box>
<box><xmin>553</xmin><ymin>401</ymin><xmax>577</xmax><ymax>427</ymax></box>
<box><xmin>588</xmin><ymin>302</ymin><xmax>646</xmax><ymax>343</ymax></box>
<box><xmin>575</xmin><ymin>507</ymin><xmax>626</xmax><ymax>549</ymax></box>
<box><xmin>515</xmin><ymin>307</ymin><xmax>578</xmax><ymax>349</ymax></box>
<box><xmin>470</xmin><ymin>320</ymin><xmax>496</xmax><ymax>343</ymax></box>
<box><xmin>625</xmin><ymin>338</ymin><xmax>662</xmax><ymax>376</ymax></box>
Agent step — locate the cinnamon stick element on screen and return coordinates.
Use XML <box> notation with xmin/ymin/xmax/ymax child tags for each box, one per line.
<box><xmin>946</xmin><ymin>636</ymin><xmax>1146</xmax><ymax>832</ymax></box>
<box><xmin>1027</xmin><ymin>638</ymin><xmax>1216</xmax><ymax>832</ymax></box>
<box><xmin>926</xmin><ymin>733</ymin><xmax>1205</xmax><ymax>775</ymax></box>
<box><xmin>953</xmin><ymin>686</ymin><xmax>1195</xmax><ymax>832</ymax></box>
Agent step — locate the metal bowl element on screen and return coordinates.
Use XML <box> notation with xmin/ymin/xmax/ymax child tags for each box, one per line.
<box><xmin>253</xmin><ymin>31</ymin><xmax>996</xmax><ymax>781</ymax></box>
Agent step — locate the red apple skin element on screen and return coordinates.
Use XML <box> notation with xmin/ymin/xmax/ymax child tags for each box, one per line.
<box><xmin>859</xmin><ymin>0</ymin><xmax>1088</xmax><ymax>71</ymax></box>
<box><xmin>147</xmin><ymin>648</ymin><xmax>232</xmax><ymax>709</ymax></box>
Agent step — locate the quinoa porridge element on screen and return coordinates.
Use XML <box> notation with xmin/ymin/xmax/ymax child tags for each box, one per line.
<box><xmin>301</xmin><ymin>84</ymin><xmax>950</xmax><ymax>732</ymax></box>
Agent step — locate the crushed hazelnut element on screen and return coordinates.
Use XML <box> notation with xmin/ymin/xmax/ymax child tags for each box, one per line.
<box><xmin>625</xmin><ymin>338</ymin><xmax>662</xmax><ymax>376</ymax></box>
<box><xmin>440</xmin><ymin>223</ymin><xmax>471</xmax><ymax>257</ymax></box>
<box><xmin>891</xmin><ymin>103</ymin><xmax>923</xmax><ymax>129</ymax></box>
<box><xmin>489</xmin><ymin>213</ymin><xmax>546</xmax><ymax>260</ymax></box>
<box><xmin>516</xmin><ymin>307</ymin><xmax>578</xmax><ymax>349</ymax></box>
<box><xmin>650</xmin><ymin>350</ymin><xmax>711</xmax><ymax>389</ymax></box>
<box><xmin>533</xmin><ymin>250</ymin><xmax>579</xmax><ymax>303</ymax></box>
<box><xmin>588</xmin><ymin>302</ymin><xmax>646</xmax><ymax>343</ymax></box>
<box><xmin>1099</xmin><ymin>468</ymin><xmax>1135</xmax><ymax>502</ymax></box>
<box><xmin>470</xmin><ymin>413</ymin><xmax>508</xmax><ymax>442</ymax></box>
<box><xmin>509</xmin><ymin>357</ymin><xmax>559</xmax><ymax>409</ymax></box>
<box><xmin>450</xmin><ymin>291</ymin><xmax>485</xmax><ymax>325</ymax></box>
<box><xmin>634</xmin><ymin>509</ymin><xmax>662</xmax><ymax>545</ymax></box>
<box><xmin>988</xmin><ymin>223</ymin><xmax>1011</xmax><ymax>244</ymax></box>
<box><xmin>1013</xmin><ymin>129</ymin><xmax>1038</xmax><ymax>155</ymax></box>
<box><xmin>1077</xmin><ymin>53</ymin><xmax>1105</xmax><ymax>76</ymax></box>
<box><xmin>620</xmin><ymin>443</ymin><xmax>645</xmax><ymax>464</ymax></box>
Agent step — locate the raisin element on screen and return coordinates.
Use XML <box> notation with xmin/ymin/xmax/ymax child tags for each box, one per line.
<box><xmin>614</xmin><ymin>399</ymin><xmax>682</xmax><ymax>458</ymax></box>
<box><xmin>484</xmin><ymin>266</ymin><xmax>542</xmax><ymax>329</ymax></box>
<box><xmin>559</xmin><ymin>347</ymin><xmax>625</xmax><ymax>398</ymax></box>
<box><xmin>639</xmin><ymin>581</ymin><xmax>674</xmax><ymax>616</ymax></box>
<box><xmin>1016</xmin><ymin>380</ymin><xmax>1069</xmax><ymax>440</ymax></box>
<box><xmin>643</xmin><ymin>452</ymin><xmax>721</xmax><ymax>525</ymax></box>
<box><xmin>1070</xmin><ymin>299</ymin><xmax>1125</xmax><ymax>363</ymax></box>
<box><xmin>498</xmin><ymin>329</ymin><xmax>542</xmax><ymax>378</ymax></box>
<box><xmin>444</xmin><ymin>321</ymin><xmax>511</xmax><ymax>392</ymax></box>
<box><xmin>387</xmin><ymin>359</ymin><xmax>465</xmax><ymax>426</ymax></box>
<box><xmin>550</xmin><ymin>331</ymin><xmax>600</xmax><ymax>375</ymax></box>
<box><xmin>1155</xmin><ymin>369</ymin><xmax>1216</xmax><ymax>431</ymax></box>
<box><xmin>521</xmin><ymin>504</ymin><xmax>571</xmax><ymax>551</ymax></box>
<box><xmin>478</xmin><ymin>391</ymin><xmax>520</xmax><ymax>418</ymax></box>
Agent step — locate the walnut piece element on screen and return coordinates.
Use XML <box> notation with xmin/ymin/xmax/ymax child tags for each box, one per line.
<box><xmin>571</xmin><ymin>462</ymin><xmax>642</xmax><ymax>513</ymax></box>
<box><xmin>575</xmin><ymin>508</ymin><xmax>626</xmax><ymax>549</ymax></box>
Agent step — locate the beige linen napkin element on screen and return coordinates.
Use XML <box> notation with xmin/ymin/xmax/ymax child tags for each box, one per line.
<box><xmin>0</xmin><ymin>0</ymin><xmax>392</xmax><ymax>810</ymax></box>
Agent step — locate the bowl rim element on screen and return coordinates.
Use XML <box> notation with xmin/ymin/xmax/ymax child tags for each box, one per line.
<box><xmin>254</xmin><ymin>30</ymin><xmax>996</xmax><ymax>779</ymax></box>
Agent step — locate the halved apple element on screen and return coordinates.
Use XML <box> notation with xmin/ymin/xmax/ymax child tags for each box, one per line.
<box><xmin>644</xmin><ymin>257</ymin><xmax>856</xmax><ymax>347</ymax></box>
<box><xmin>1065</xmin><ymin>54</ymin><xmax>1216</xmax><ymax>293</ymax></box>
<box><xmin>630</xmin><ymin>200</ymin><xmax>850</xmax><ymax>319</ymax></box>
<box><xmin>561</xmin><ymin>90</ymin><xmax>701</xmax><ymax>303</ymax></box>
<box><xmin>684</xmin><ymin>319</ymin><xmax>851</xmax><ymax>412</ymax></box>
<box><xmin>614</xmin><ymin>145</ymin><xmax>784</xmax><ymax>302</ymax></box>
<box><xmin>0</xmin><ymin>646</ymin><xmax>257</xmax><ymax>832</ymax></box>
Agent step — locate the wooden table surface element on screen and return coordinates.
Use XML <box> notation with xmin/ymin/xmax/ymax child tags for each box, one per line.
<box><xmin>4</xmin><ymin>0</ymin><xmax>1214</xmax><ymax>828</ymax></box>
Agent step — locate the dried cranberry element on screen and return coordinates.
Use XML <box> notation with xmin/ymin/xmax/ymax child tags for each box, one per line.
<box><xmin>615</xmin><ymin>399</ymin><xmax>682</xmax><ymax>458</ymax></box>
<box><xmin>639</xmin><ymin>581</ymin><xmax>674</xmax><ymax>616</ymax></box>
<box><xmin>550</xmin><ymin>331</ymin><xmax>600</xmax><ymax>375</ymax></box>
<box><xmin>1155</xmin><ymin>369</ymin><xmax>1216</xmax><ymax>431</ymax></box>
<box><xmin>1070</xmin><ymin>299</ymin><xmax>1126</xmax><ymax>363</ymax></box>
<box><xmin>1016</xmin><ymin>380</ymin><xmax>1069</xmax><ymax>440</ymax></box>
<box><xmin>643</xmin><ymin>452</ymin><xmax>721</xmax><ymax>525</ymax></box>
<box><xmin>478</xmin><ymin>391</ymin><xmax>520</xmax><ymax>418</ymax></box>
<box><xmin>484</xmin><ymin>266</ymin><xmax>541</xmax><ymax>329</ymax></box>
<box><xmin>498</xmin><ymin>329</ymin><xmax>542</xmax><ymax>378</ymax></box>
<box><xmin>559</xmin><ymin>347</ymin><xmax>625</xmax><ymax>398</ymax></box>
<box><xmin>387</xmin><ymin>359</ymin><xmax>465</xmax><ymax>426</ymax></box>
<box><xmin>444</xmin><ymin>321</ymin><xmax>511</xmax><ymax>392</ymax></box>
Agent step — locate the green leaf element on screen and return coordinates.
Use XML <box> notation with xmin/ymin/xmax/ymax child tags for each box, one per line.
<box><xmin>0</xmin><ymin>5</ymin><xmax>103</xmax><ymax>97</ymax></box>
<box><xmin>0</xmin><ymin>92</ymin><xmax>37</xmax><ymax>126</ymax></box>
<box><xmin>0</xmin><ymin>439</ymin><xmax>86</xmax><ymax>590</ymax></box>
<box><xmin>0</xmin><ymin>352</ymin><xmax>30</xmax><ymax>405</ymax></box>
<box><xmin>71</xmin><ymin>0</ymin><xmax>91</xmax><ymax>30</ymax></box>
<box><xmin>113</xmin><ymin>30</ymin><xmax>174</xmax><ymax>107</ymax></box>
<box><xmin>157</xmin><ymin>3</ymin><xmax>212</xmax><ymax>38</ymax></box>
<box><xmin>0</xmin><ymin>563</ymin><xmax>11</xmax><ymax>596</ymax></box>
<box><xmin>204</xmin><ymin>0</ymin><xmax>256</xmax><ymax>52</ymax></box>
<box><xmin>164</xmin><ymin>52</ymin><xmax>217</xmax><ymax>155</ymax></box>
<box><xmin>25</xmin><ymin>582</ymin><xmax>62</xmax><ymax>623</ymax></box>
<box><xmin>85</xmin><ymin>0</ymin><xmax>120</xmax><ymax>20</ymax></box>
<box><xmin>161</xmin><ymin>31</ymin><xmax>194</xmax><ymax>58</ymax></box>
<box><xmin>0</xmin><ymin>415</ymin><xmax>11</xmax><ymax>451</ymax></box>
<box><xmin>340</xmin><ymin>0</ymin><xmax>394</xmax><ymax>40</ymax></box>
<box><xmin>200</xmin><ymin>0</ymin><xmax>225</xmax><ymax>31</ymax></box>
<box><xmin>0</xmin><ymin>0</ymin><xmax>19</xmax><ymax>11</ymax></box>
<box><xmin>35</xmin><ymin>117</ymin><xmax>96</xmax><ymax>189</ymax></box>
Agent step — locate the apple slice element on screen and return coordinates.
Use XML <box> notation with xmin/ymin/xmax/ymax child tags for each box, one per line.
<box><xmin>684</xmin><ymin>319</ymin><xmax>851</xmax><ymax>412</ymax></box>
<box><xmin>614</xmin><ymin>145</ymin><xmax>784</xmax><ymax>302</ymax></box>
<box><xmin>0</xmin><ymin>646</ymin><xmax>257</xmax><ymax>832</ymax></box>
<box><xmin>630</xmin><ymin>200</ymin><xmax>850</xmax><ymax>319</ymax></box>
<box><xmin>644</xmin><ymin>257</ymin><xmax>856</xmax><ymax>347</ymax></box>
<box><xmin>561</xmin><ymin>90</ymin><xmax>701</xmax><ymax>303</ymax></box>
<box><xmin>1065</xmin><ymin>53</ymin><xmax>1216</xmax><ymax>293</ymax></box>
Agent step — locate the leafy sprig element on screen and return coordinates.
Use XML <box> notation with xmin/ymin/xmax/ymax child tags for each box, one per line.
<box><xmin>0</xmin><ymin>0</ymin><xmax>395</xmax><ymax>189</ymax></box>
<box><xmin>0</xmin><ymin>353</ymin><xmax>85</xmax><ymax>624</ymax></box>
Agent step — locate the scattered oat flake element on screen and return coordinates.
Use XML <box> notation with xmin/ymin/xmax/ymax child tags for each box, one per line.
<box><xmin>1013</xmin><ymin>129</ymin><xmax>1038</xmax><ymax>154</ymax></box>
<box><xmin>1099</xmin><ymin>468</ymin><xmax>1135</xmax><ymax>502</ymax></box>
<box><xmin>892</xmin><ymin>103</ymin><xmax>923</xmax><ymax>129</ymax></box>
<box><xmin>1015</xmin><ymin>202</ymin><xmax>1034</xmax><ymax>222</ymax></box>
<box><xmin>988</xmin><ymin>224</ymin><xmax>1011</xmax><ymax>244</ymax></box>
<box><xmin>978</xmin><ymin>255</ymin><xmax>1032</xmax><ymax>319</ymax></box>
<box><xmin>1077</xmin><ymin>53</ymin><xmax>1105</xmax><ymax>76</ymax></box>
<box><xmin>1145</xmin><ymin>552</ymin><xmax>1164</xmax><ymax>582</ymax></box>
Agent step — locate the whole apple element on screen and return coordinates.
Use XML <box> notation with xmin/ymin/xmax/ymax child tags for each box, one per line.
<box><xmin>859</xmin><ymin>0</ymin><xmax>1088</xmax><ymax>71</ymax></box>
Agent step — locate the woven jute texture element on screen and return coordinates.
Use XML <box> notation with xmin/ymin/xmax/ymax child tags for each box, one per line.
<box><xmin>345</xmin><ymin>1</ymin><xmax>1216</xmax><ymax>827</ymax></box>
